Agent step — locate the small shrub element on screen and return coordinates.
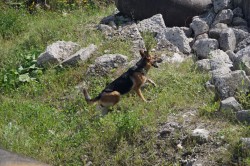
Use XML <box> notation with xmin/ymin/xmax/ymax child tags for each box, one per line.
<box><xmin>141</xmin><ymin>31</ymin><xmax>157</xmax><ymax>51</ymax></box>
<box><xmin>199</xmin><ymin>101</ymin><xmax>219</xmax><ymax>117</ymax></box>
<box><xmin>1</xmin><ymin>53</ymin><xmax>43</xmax><ymax>91</ymax></box>
<box><xmin>236</xmin><ymin>91</ymin><xmax>250</xmax><ymax>110</ymax></box>
<box><xmin>0</xmin><ymin>8</ymin><xmax>26</xmax><ymax>39</ymax></box>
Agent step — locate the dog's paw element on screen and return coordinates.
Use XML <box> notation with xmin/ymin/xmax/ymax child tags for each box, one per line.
<box><xmin>145</xmin><ymin>99</ymin><xmax>153</xmax><ymax>103</ymax></box>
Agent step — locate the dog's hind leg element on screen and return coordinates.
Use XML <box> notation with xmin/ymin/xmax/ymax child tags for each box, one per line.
<box><xmin>99</xmin><ymin>91</ymin><xmax>121</xmax><ymax>107</ymax></box>
<box><xmin>96</xmin><ymin>91</ymin><xmax>121</xmax><ymax>115</ymax></box>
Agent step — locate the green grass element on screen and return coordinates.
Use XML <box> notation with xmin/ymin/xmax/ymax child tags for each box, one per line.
<box><xmin>0</xmin><ymin>59</ymin><xmax>212</xmax><ymax>165</ymax></box>
<box><xmin>1</xmin><ymin>4</ymin><xmax>250</xmax><ymax>165</ymax></box>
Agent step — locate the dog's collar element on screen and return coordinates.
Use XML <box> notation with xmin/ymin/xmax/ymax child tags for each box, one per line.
<box><xmin>130</xmin><ymin>64</ymin><xmax>148</xmax><ymax>75</ymax></box>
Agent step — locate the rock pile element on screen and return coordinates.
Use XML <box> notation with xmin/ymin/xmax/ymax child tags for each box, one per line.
<box><xmin>191</xmin><ymin>0</ymin><xmax>250</xmax><ymax>124</ymax></box>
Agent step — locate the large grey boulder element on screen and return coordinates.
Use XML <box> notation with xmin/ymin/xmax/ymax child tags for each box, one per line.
<box><xmin>234</xmin><ymin>46</ymin><xmax>250</xmax><ymax>75</ymax></box>
<box><xmin>37</xmin><ymin>41</ymin><xmax>80</xmax><ymax>66</ymax></box>
<box><xmin>213</xmin><ymin>9</ymin><xmax>234</xmax><ymax>25</ymax></box>
<box><xmin>212</xmin><ymin>70</ymin><xmax>250</xmax><ymax>99</ymax></box>
<box><xmin>115</xmin><ymin>0</ymin><xmax>212</xmax><ymax>27</ymax></box>
<box><xmin>157</xmin><ymin>27</ymin><xmax>192</xmax><ymax>54</ymax></box>
<box><xmin>192</xmin><ymin>38</ymin><xmax>219</xmax><ymax>59</ymax></box>
<box><xmin>190</xmin><ymin>16</ymin><xmax>209</xmax><ymax>37</ymax></box>
<box><xmin>212</xmin><ymin>0</ymin><xmax>232</xmax><ymax>13</ymax></box>
<box><xmin>87</xmin><ymin>54</ymin><xmax>128</xmax><ymax>76</ymax></box>
<box><xmin>219</xmin><ymin>97</ymin><xmax>242</xmax><ymax>112</ymax></box>
<box><xmin>62</xmin><ymin>44</ymin><xmax>97</xmax><ymax>66</ymax></box>
<box><xmin>219</xmin><ymin>28</ymin><xmax>236</xmax><ymax>51</ymax></box>
<box><xmin>137</xmin><ymin>14</ymin><xmax>167</xmax><ymax>34</ymax></box>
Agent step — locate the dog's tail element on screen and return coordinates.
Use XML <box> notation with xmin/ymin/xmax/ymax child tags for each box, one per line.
<box><xmin>83</xmin><ymin>88</ymin><xmax>101</xmax><ymax>104</ymax></box>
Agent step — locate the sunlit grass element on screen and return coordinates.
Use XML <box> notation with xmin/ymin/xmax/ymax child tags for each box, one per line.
<box><xmin>0</xmin><ymin>4</ymin><xmax>250</xmax><ymax>165</ymax></box>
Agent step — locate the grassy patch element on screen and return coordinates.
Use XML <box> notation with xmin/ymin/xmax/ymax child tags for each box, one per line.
<box><xmin>1</xmin><ymin>4</ymin><xmax>250</xmax><ymax>165</ymax></box>
<box><xmin>0</xmin><ymin>59</ymin><xmax>215</xmax><ymax>165</ymax></box>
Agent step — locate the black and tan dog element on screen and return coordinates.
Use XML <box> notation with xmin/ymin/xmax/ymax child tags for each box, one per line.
<box><xmin>83</xmin><ymin>50</ymin><xmax>162</xmax><ymax>111</ymax></box>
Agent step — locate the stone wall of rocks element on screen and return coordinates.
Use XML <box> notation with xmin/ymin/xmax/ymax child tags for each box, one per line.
<box><xmin>190</xmin><ymin>0</ymin><xmax>250</xmax><ymax>124</ymax></box>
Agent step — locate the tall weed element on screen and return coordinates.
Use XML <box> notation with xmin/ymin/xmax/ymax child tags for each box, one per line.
<box><xmin>0</xmin><ymin>8</ymin><xmax>26</xmax><ymax>39</ymax></box>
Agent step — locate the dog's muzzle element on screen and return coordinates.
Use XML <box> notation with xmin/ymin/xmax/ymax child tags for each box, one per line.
<box><xmin>152</xmin><ymin>58</ymin><xmax>163</xmax><ymax>68</ymax></box>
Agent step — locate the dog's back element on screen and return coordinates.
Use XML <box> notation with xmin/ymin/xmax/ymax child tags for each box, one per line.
<box><xmin>102</xmin><ymin>71</ymin><xmax>134</xmax><ymax>95</ymax></box>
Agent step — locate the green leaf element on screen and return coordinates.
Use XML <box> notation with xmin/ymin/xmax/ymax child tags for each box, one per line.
<box><xmin>28</xmin><ymin>64</ymin><xmax>36</xmax><ymax>69</ymax></box>
<box><xmin>18</xmin><ymin>73</ymin><xmax>31</xmax><ymax>82</ymax></box>
<box><xmin>18</xmin><ymin>66</ymin><xmax>24</xmax><ymax>72</ymax></box>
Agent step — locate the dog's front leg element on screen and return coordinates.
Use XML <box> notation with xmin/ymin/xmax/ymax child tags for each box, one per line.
<box><xmin>147</xmin><ymin>78</ymin><xmax>157</xmax><ymax>87</ymax></box>
<box><xmin>135</xmin><ymin>88</ymin><xmax>147</xmax><ymax>102</ymax></box>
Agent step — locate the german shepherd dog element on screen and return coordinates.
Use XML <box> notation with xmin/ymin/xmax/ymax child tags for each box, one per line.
<box><xmin>83</xmin><ymin>50</ymin><xmax>162</xmax><ymax>112</ymax></box>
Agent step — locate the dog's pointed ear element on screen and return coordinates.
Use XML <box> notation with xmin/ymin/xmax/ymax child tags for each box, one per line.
<box><xmin>139</xmin><ymin>50</ymin><xmax>145</xmax><ymax>57</ymax></box>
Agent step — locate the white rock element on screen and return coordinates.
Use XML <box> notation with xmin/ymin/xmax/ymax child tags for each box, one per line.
<box><xmin>37</xmin><ymin>41</ymin><xmax>80</xmax><ymax>66</ymax></box>
<box><xmin>62</xmin><ymin>44</ymin><xmax>97</xmax><ymax>66</ymax></box>
<box><xmin>192</xmin><ymin>128</ymin><xmax>210</xmax><ymax>143</ymax></box>
<box><xmin>137</xmin><ymin>14</ymin><xmax>167</xmax><ymax>34</ymax></box>
<box><xmin>157</xmin><ymin>27</ymin><xmax>192</xmax><ymax>54</ymax></box>
<box><xmin>213</xmin><ymin>9</ymin><xmax>233</xmax><ymax>25</ymax></box>
<box><xmin>219</xmin><ymin>97</ymin><xmax>242</xmax><ymax>112</ymax></box>
<box><xmin>192</xmin><ymin>38</ymin><xmax>219</xmax><ymax>59</ymax></box>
